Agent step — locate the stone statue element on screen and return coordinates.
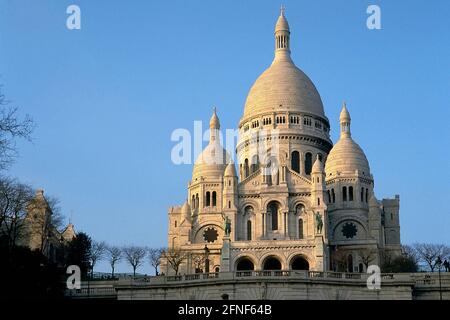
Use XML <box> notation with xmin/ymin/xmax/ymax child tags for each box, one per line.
<box><xmin>315</xmin><ymin>212</ymin><xmax>323</xmax><ymax>234</ymax></box>
<box><xmin>223</xmin><ymin>215</ymin><xmax>232</xmax><ymax>236</ymax></box>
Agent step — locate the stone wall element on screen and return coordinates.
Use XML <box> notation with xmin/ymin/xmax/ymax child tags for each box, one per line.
<box><xmin>66</xmin><ymin>272</ymin><xmax>450</xmax><ymax>300</ymax></box>
<box><xmin>110</xmin><ymin>272</ymin><xmax>449</xmax><ymax>300</ymax></box>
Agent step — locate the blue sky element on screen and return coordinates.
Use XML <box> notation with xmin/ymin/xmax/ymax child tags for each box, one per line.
<box><xmin>0</xmin><ymin>0</ymin><xmax>449</xmax><ymax>274</ymax></box>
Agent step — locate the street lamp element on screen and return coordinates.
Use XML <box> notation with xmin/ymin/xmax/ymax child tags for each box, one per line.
<box><xmin>436</xmin><ymin>256</ymin><xmax>442</xmax><ymax>301</ymax></box>
<box><xmin>204</xmin><ymin>245</ymin><xmax>210</xmax><ymax>274</ymax></box>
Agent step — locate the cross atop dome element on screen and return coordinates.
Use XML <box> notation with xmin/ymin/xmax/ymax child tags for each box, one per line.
<box><xmin>280</xmin><ymin>4</ymin><xmax>286</xmax><ymax>16</ymax></box>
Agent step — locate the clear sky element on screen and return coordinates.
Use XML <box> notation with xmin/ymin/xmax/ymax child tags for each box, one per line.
<box><xmin>0</xmin><ymin>0</ymin><xmax>449</xmax><ymax>274</ymax></box>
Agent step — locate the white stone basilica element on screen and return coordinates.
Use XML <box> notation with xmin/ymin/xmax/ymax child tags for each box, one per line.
<box><xmin>162</xmin><ymin>10</ymin><xmax>401</xmax><ymax>275</ymax></box>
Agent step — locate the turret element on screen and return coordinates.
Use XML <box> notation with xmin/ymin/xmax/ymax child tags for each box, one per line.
<box><xmin>274</xmin><ymin>6</ymin><xmax>292</xmax><ymax>63</ymax></box>
<box><xmin>311</xmin><ymin>155</ymin><xmax>326</xmax><ymax>209</ymax></box>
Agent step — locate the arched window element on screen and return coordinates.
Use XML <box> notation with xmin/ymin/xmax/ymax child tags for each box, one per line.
<box><xmin>206</xmin><ymin>191</ymin><xmax>211</xmax><ymax>207</ymax></box>
<box><xmin>268</xmin><ymin>201</ymin><xmax>279</xmax><ymax>231</ymax></box>
<box><xmin>196</xmin><ymin>194</ymin><xmax>199</xmax><ymax>208</ymax></box>
<box><xmin>244</xmin><ymin>159</ymin><xmax>249</xmax><ymax>178</ymax></box>
<box><xmin>174</xmin><ymin>220</ymin><xmax>177</xmax><ymax>228</ymax></box>
<box><xmin>192</xmin><ymin>195</ymin><xmax>195</xmax><ymax>209</ymax></box>
<box><xmin>349</xmin><ymin>186</ymin><xmax>354</xmax><ymax>201</ymax></box>
<box><xmin>298</xmin><ymin>219</ymin><xmax>304</xmax><ymax>239</ymax></box>
<box><xmin>228</xmin><ymin>201</ymin><xmax>231</xmax><ymax>209</ymax></box>
<box><xmin>247</xmin><ymin>220</ymin><xmax>252</xmax><ymax>241</ymax></box>
<box><xmin>291</xmin><ymin>151</ymin><xmax>300</xmax><ymax>173</ymax></box>
<box><xmin>361</xmin><ymin>188</ymin><xmax>364</xmax><ymax>202</ymax></box>
<box><xmin>317</xmin><ymin>198</ymin><xmax>320</xmax><ymax>206</ymax></box>
<box><xmin>318</xmin><ymin>153</ymin><xmax>323</xmax><ymax>162</ymax></box>
<box><xmin>304</xmin><ymin>152</ymin><xmax>312</xmax><ymax>175</ymax></box>
<box><xmin>342</xmin><ymin>187</ymin><xmax>347</xmax><ymax>202</ymax></box>
<box><xmin>332</xmin><ymin>189</ymin><xmax>336</xmax><ymax>203</ymax></box>
<box><xmin>327</xmin><ymin>190</ymin><xmax>331</xmax><ymax>203</ymax></box>
<box><xmin>295</xmin><ymin>204</ymin><xmax>304</xmax><ymax>215</ymax></box>
<box><xmin>212</xmin><ymin>191</ymin><xmax>217</xmax><ymax>206</ymax></box>
<box><xmin>366</xmin><ymin>188</ymin><xmax>369</xmax><ymax>203</ymax></box>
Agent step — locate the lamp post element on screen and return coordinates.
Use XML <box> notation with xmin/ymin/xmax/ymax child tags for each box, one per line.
<box><xmin>436</xmin><ymin>256</ymin><xmax>442</xmax><ymax>301</ymax></box>
<box><xmin>204</xmin><ymin>245</ymin><xmax>210</xmax><ymax>274</ymax></box>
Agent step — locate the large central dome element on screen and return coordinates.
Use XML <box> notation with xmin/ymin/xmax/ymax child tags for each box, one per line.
<box><xmin>241</xmin><ymin>11</ymin><xmax>326</xmax><ymax>122</ymax></box>
<box><xmin>243</xmin><ymin>60</ymin><xmax>325</xmax><ymax>119</ymax></box>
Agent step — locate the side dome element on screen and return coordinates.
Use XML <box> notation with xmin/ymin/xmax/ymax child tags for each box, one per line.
<box><xmin>224</xmin><ymin>162</ymin><xmax>237</xmax><ymax>177</ymax></box>
<box><xmin>325</xmin><ymin>104</ymin><xmax>370</xmax><ymax>176</ymax></box>
<box><xmin>192</xmin><ymin>109</ymin><xmax>231</xmax><ymax>181</ymax></box>
<box><xmin>192</xmin><ymin>143</ymin><xmax>230</xmax><ymax>181</ymax></box>
<box><xmin>325</xmin><ymin>138</ymin><xmax>370</xmax><ymax>176</ymax></box>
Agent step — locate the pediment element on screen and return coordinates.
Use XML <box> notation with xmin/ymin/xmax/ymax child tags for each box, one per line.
<box><xmin>287</xmin><ymin>169</ymin><xmax>312</xmax><ymax>190</ymax></box>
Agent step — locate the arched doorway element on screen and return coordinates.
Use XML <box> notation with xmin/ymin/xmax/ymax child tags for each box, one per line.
<box><xmin>291</xmin><ymin>256</ymin><xmax>309</xmax><ymax>270</ymax></box>
<box><xmin>263</xmin><ymin>256</ymin><xmax>282</xmax><ymax>270</ymax></box>
<box><xmin>236</xmin><ymin>257</ymin><xmax>255</xmax><ymax>271</ymax></box>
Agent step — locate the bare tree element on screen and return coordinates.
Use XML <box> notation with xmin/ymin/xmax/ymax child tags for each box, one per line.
<box><xmin>401</xmin><ymin>244</ymin><xmax>419</xmax><ymax>263</ymax></box>
<box><xmin>0</xmin><ymin>177</ymin><xmax>33</xmax><ymax>250</ymax></box>
<box><xmin>331</xmin><ymin>249</ymin><xmax>348</xmax><ymax>272</ymax></box>
<box><xmin>123</xmin><ymin>246</ymin><xmax>147</xmax><ymax>277</ymax></box>
<box><xmin>106</xmin><ymin>245</ymin><xmax>122</xmax><ymax>278</ymax></box>
<box><xmin>413</xmin><ymin>243</ymin><xmax>450</xmax><ymax>271</ymax></box>
<box><xmin>191</xmin><ymin>254</ymin><xmax>206</xmax><ymax>273</ymax></box>
<box><xmin>148</xmin><ymin>247</ymin><xmax>164</xmax><ymax>275</ymax></box>
<box><xmin>358</xmin><ymin>249</ymin><xmax>378</xmax><ymax>269</ymax></box>
<box><xmin>90</xmin><ymin>241</ymin><xmax>106</xmax><ymax>276</ymax></box>
<box><xmin>0</xmin><ymin>85</ymin><xmax>34</xmax><ymax>170</ymax></box>
<box><xmin>163</xmin><ymin>248</ymin><xmax>187</xmax><ymax>275</ymax></box>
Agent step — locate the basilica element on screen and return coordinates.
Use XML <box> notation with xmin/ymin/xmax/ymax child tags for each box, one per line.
<box><xmin>162</xmin><ymin>10</ymin><xmax>401</xmax><ymax>275</ymax></box>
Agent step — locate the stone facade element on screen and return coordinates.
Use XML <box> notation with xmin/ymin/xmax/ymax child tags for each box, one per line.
<box><xmin>17</xmin><ymin>189</ymin><xmax>75</xmax><ymax>264</ymax></box>
<box><xmin>163</xmin><ymin>10</ymin><xmax>401</xmax><ymax>276</ymax></box>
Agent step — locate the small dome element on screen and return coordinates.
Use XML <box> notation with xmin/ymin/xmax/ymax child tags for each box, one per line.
<box><xmin>192</xmin><ymin>141</ymin><xmax>230</xmax><ymax>181</ymax></box>
<box><xmin>62</xmin><ymin>223</ymin><xmax>76</xmax><ymax>241</ymax></box>
<box><xmin>311</xmin><ymin>155</ymin><xmax>323</xmax><ymax>173</ymax></box>
<box><xmin>326</xmin><ymin>104</ymin><xmax>370</xmax><ymax>176</ymax></box>
<box><xmin>192</xmin><ymin>109</ymin><xmax>231</xmax><ymax>181</ymax></box>
<box><xmin>325</xmin><ymin>137</ymin><xmax>370</xmax><ymax>176</ymax></box>
<box><xmin>224</xmin><ymin>163</ymin><xmax>237</xmax><ymax>177</ymax></box>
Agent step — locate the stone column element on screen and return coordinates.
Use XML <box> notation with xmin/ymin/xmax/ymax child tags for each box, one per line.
<box><xmin>262</xmin><ymin>212</ymin><xmax>266</xmax><ymax>239</ymax></box>
<box><xmin>314</xmin><ymin>235</ymin><xmax>325</xmax><ymax>271</ymax></box>
<box><xmin>221</xmin><ymin>236</ymin><xmax>231</xmax><ymax>272</ymax></box>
